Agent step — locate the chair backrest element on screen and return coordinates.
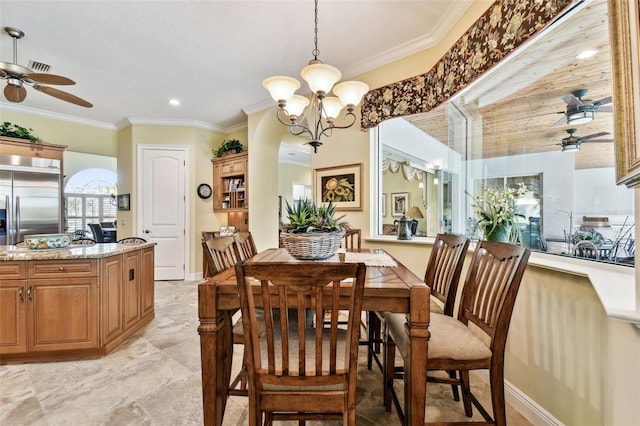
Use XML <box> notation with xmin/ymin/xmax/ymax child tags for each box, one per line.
<box><xmin>573</xmin><ymin>240</ymin><xmax>599</xmax><ymax>259</ymax></box>
<box><xmin>204</xmin><ymin>236</ymin><xmax>241</xmax><ymax>275</ymax></box>
<box><xmin>71</xmin><ymin>230</ymin><xmax>90</xmax><ymax>240</ymax></box>
<box><xmin>341</xmin><ymin>228</ymin><xmax>361</xmax><ymax>249</ymax></box>
<box><xmin>425</xmin><ymin>233</ymin><xmax>469</xmax><ymax>316</ymax></box>
<box><xmin>88</xmin><ymin>223</ymin><xmax>107</xmax><ymax>242</ymax></box>
<box><xmin>201</xmin><ymin>231</ymin><xmax>220</xmax><ymax>241</ymax></box>
<box><xmin>235</xmin><ymin>261</ymin><xmax>366</xmax><ymax>388</ymax></box>
<box><xmin>458</xmin><ymin>241</ymin><xmax>530</xmax><ymax>356</ymax></box>
<box><xmin>117</xmin><ymin>237</ymin><xmax>147</xmax><ymax>244</ymax></box>
<box><xmin>233</xmin><ymin>231</ymin><xmax>257</xmax><ymax>261</ymax></box>
<box><xmin>71</xmin><ymin>237</ymin><xmax>96</xmax><ymax>245</ymax></box>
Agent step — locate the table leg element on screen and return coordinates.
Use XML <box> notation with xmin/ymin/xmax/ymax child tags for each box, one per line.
<box><xmin>198</xmin><ymin>284</ymin><xmax>233</xmax><ymax>426</ymax></box>
<box><xmin>405</xmin><ymin>285</ymin><xmax>430</xmax><ymax>426</ymax></box>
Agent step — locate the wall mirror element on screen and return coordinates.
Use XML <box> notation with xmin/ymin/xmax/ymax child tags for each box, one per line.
<box><xmin>375</xmin><ymin>0</ymin><xmax>635</xmax><ymax>265</ymax></box>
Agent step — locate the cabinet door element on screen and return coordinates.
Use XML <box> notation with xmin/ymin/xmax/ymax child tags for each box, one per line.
<box><xmin>221</xmin><ymin>158</ymin><xmax>245</xmax><ymax>176</ymax></box>
<box><xmin>141</xmin><ymin>247</ymin><xmax>155</xmax><ymax>318</ymax></box>
<box><xmin>0</xmin><ymin>280</ymin><xmax>27</xmax><ymax>354</ymax></box>
<box><xmin>27</xmin><ymin>278</ymin><xmax>99</xmax><ymax>351</ymax></box>
<box><xmin>124</xmin><ymin>250</ymin><xmax>141</xmax><ymax>330</ymax></box>
<box><xmin>212</xmin><ymin>161</ymin><xmax>224</xmax><ymax>210</ymax></box>
<box><xmin>101</xmin><ymin>255</ymin><xmax>124</xmax><ymax>344</ymax></box>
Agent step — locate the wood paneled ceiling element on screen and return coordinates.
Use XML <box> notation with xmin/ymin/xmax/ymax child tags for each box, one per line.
<box><xmin>405</xmin><ymin>0</ymin><xmax>613</xmax><ymax>170</ymax></box>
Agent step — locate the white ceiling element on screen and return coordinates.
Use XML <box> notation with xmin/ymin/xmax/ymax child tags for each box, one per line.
<box><xmin>0</xmin><ymin>0</ymin><xmax>473</xmax><ymax>133</ymax></box>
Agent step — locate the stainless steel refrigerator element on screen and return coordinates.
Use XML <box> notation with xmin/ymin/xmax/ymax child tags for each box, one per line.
<box><xmin>1</xmin><ymin>153</ymin><xmax>63</xmax><ymax>245</ymax></box>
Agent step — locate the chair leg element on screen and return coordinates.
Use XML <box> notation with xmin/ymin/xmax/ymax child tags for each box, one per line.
<box><xmin>490</xmin><ymin>369</ymin><xmax>507</xmax><ymax>426</ymax></box>
<box><xmin>383</xmin><ymin>328</ymin><xmax>395</xmax><ymax>412</ymax></box>
<box><xmin>448</xmin><ymin>369</ymin><xmax>460</xmax><ymax>401</ymax></box>
<box><xmin>367</xmin><ymin>311</ymin><xmax>377</xmax><ymax>370</ymax></box>
<box><xmin>460</xmin><ymin>370</ymin><xmax>473</xmax><ymax>417</ymax></box>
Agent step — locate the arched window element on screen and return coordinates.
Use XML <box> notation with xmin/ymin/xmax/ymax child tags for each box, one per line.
<box><xmin>64</xmin><ymin>168</ymin><xmax>117</xmax><ymax>232</ymax></box>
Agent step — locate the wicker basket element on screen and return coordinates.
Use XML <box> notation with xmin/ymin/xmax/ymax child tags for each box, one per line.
<box><xmin>280</xmin><ymin>231</ymin><xmax>345</xmax><ymax>260</ymax></box>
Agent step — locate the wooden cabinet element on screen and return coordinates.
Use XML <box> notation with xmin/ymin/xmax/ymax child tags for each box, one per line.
<box><xmin>0</xmin><ymin>262</ymin><xmax>27</xmax><ymax>353</ymax></box>
<box><xmin>212</xmin><ymin>151</ymin><xmax>248</xmax><ymax>231</ymax></box>
<box><xmin>0</xmin><ymin>260</ymin><xmax>99</xmax><ymax>355</ymax></box>
<box><xmin>0</xmin><ymin>245</ymin><xmax>155</xmax><ymax>362</ymax></box>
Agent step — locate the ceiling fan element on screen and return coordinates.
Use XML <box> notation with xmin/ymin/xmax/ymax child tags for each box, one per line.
<box><xmin>0</xmin><ymin>27</ymin><xmax>92</xmax><ymax>108</ymax></box>
<box><xmin>558</xmin><ymin>128</ymin><xmax>614</xmax><ymax>152</ymax></box>
<box><xmin>551</xmin><ymin>88</ymin><xmax>612</xmax><ymax>127</ymax></box>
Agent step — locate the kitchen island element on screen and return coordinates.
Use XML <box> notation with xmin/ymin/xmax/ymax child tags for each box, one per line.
<box><xmin>0</xmin><ymin>242</ymin><xmax>155</xmax><ymax>363</ymax></box>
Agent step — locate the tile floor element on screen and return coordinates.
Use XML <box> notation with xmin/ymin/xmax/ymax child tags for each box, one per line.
<box><xmin>1</xmin><ymin>280</ymin><xmax>532</xmax><ymax>425</ymax></box>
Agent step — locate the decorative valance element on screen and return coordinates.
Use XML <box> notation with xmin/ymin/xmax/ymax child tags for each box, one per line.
<box><xmin>360</xmin><ymin>0</ymin><xmax>575</xmax><ymax>130</ymax></box>
<box><xmin>382</xmin><ymin>158</ymin><xmax>423</xmax><ymax>182</ymax></box>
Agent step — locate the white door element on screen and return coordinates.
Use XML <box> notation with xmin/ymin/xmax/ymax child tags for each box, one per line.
<box><xmin>139</xmin><ymin>146</ymin><xmax>188</xmax><ymax>280</ymax></box>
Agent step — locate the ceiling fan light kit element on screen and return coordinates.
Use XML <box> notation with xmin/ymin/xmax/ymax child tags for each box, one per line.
<box><xmin>262</xmin><ymin>0</ymin><xmax>369</xmax><ymax>153</ymax></box>
<box><xmin>0</xmin><ymin>26</ymin><xmax>93</xmax><ymax>108</ymax></box>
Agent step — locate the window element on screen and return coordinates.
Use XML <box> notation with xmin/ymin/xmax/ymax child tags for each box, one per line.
<box><xmin>374</xmin><ymin>0</ymin><xmax>634</xmax><ymax>265</ymax></box>
<box><xmin>64</xmin><ymin>168</ymin><xmax>117</xmax><ymax>233</ymax></box>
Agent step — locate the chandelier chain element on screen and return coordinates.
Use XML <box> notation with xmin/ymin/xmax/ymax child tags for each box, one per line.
<box><xmin>312</xmin><ymin>0</ymin><xmax>320</xmax><ymax>60</ymax></box>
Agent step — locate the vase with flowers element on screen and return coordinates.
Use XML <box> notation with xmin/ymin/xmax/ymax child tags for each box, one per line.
<box><xmin>472</xmin><ymin>183</ymin><xmax>527</xmax><ymax>243</ymax></box>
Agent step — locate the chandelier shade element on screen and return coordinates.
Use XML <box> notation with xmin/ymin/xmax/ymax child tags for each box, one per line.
<box><xmin>262</xmin><ymin>76</ymin><xmax>300</xmax><ymax>106</ymax></box>
<box><xmin>262</xmin><ymin>0</ymin><xmax>369</xmax><ymax>153</ymax></box>
<box><xmin>300</xmin><ymin>63</ymin><xmax>342</xmax><ymax>95</ymax></box>
<box><xmin>333</xmin><ymin>81</ymin><xmax>369</xmax><ymax>109</ymax></box>
<box><xmin>286</xmin><ymin>95</ymin><xmax>310</xmax><ymax>118</ymax></box>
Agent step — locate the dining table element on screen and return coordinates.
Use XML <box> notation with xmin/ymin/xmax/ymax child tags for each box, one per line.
<box><xmin>198</xmin><ymin>247</ymin><xmax>431</xmax><ymax>426</ymax></box>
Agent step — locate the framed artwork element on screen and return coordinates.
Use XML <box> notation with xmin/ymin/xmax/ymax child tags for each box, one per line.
<box><xmin>610</xmin><ymin>0</ymin><xmax>640</xmax><ymax>187</ymax></box>
<box><xmin>313</xmin><ymin>163</ymin><xmax>362</xmax><ymax>211</ymax></box>
<box><xmin>117</xmin><ymin>194</ymin><xmax>130</xmax><ymax>211</ymax></box>
<box><xmin>391</xmin><ymin>192</ymin><xmax>409</xmax><ymax>216</ymax></box>
<box><xmin>381</xmin><ymin>193</ymin><xmax>387</xmax><ymax>216</ymax></box>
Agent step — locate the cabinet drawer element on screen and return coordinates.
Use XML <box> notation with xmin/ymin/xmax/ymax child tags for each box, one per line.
<box><xmin>27</xmin><ymin>259</ymin><xmax>98</xmax><ymax>278</ymax></box>
<box><xmin>0</xmin><ymin>261</ymin><xmax>27</xmax><ymax>280</ymax></box>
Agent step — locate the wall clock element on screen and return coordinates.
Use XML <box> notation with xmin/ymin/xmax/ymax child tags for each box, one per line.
<box><xmin>197</xmin><ymin>183</ymin><xmax>212</xmax><ymax>199</ymax></box>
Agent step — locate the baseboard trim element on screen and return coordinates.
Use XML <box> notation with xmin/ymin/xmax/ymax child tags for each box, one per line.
<box><xmin>504</xmin><ymin>379</ymin><xmax>565</xmax><ymax>426</ymax></box>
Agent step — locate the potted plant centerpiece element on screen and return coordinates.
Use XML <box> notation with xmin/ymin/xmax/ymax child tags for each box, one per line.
<box><xmin>281</xmin><ymin>199</ymin><xmax>349</xmax><ymax>260</ymax></box>
<box><xmin>472</xmin><ymin>183</ymin><xmax>527</xmax><ymax>243</ymax></box>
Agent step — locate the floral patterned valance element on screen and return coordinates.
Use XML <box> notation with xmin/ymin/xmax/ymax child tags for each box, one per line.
<box><xmin>361</xmin><ymin>0</ymin><xmax>576</xmax><ymax>129</ymax></box>
<box><xmin>382</xmin><ymin>158</ymin><xmax>423</xmax><ymax>181</ymax></box>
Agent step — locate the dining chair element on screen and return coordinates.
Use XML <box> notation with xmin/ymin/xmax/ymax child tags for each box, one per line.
<box><xmin>117</xmin><ymin>237</ymin><xmax>147</xmax><ymax>244</ymax></box>
<box><xmin>341</xmin><ymin>228</ymin><xmax>361</xmax><ymax>250</ymax></box>
<box><xmin>381</xmin><ymin>233</ymin><xmax>469</xmax><ymax>411</ymax></box>
<box><xmin>235</xmin><ymin>261</ymin><xmax>367</xmax><ymax>425</ymax></box>
<box><xmin>572</xmin><ymin>240</ymin><xmax>600</xmax><ymax>260</ymax></box>
<box><xmin>234</xmin><ymin>231</ymin><xmax>258</xmax><ymax>260</ymax></box>
<box><xmin>70</xmin><ymin>237</ymin><xmax>96</xmax><ymax>245</ymax></box>
<box><xmin>202</xmin><ymin>236</ymin><xmax>253</xmax><ymax>396</ymax></box>
<box><xmin>385</xmin><ymin>241</ymin><xmax>530</xmax><ymax>426</ymax></box>
<box><xmin>202</xmin><ymin>231</ymin><xmax>223</xmax><ymax>277</ymax></box>
<box><xmin>88</xmin><ymin>223</ymin><xmax>113</xmax><ymax>243</ymax></box>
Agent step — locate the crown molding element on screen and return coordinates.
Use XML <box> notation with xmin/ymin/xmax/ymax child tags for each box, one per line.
<box><xmin>0</xmin><ymin>102</ymin><xmax>116</xmax><ymax>130</ymax></box>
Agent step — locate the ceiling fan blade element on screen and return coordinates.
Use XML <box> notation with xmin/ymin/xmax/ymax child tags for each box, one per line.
<box><xmin>597</xmin><ymin>105</ymin><xmax>613</xmax><ymax>113</ymax></box>
<box><xmin>561</xmin><ymin>94</ymin><xmax>582</xmax><ymax>106</ymax></box>
<box><xmin>584</xmin><ymin>139</ymin><xmax>614</xmax><ymax>143</ymax></box>
<box><xmin>4</xmin><ymin>84</ymin><xmax>27</xmax><ymax>102</ymax></box>
<box><xmin>594</xmin><ymin>96</ymin><xmax>612</xmax><ymax>105</ymax></box>
<box><xmin>33</xmin><ymin>84</ymin><xmax>93</xmax><ymax>108</ymax></box>
<box><xmin>26</xmin><ymin>73</ymin><xmax>75</xmax><ymax>85</ymax></box>
<box><xmin>583</xmin><ymin>131</ymin><xmax>610</xmax><ymax>140</ymax></box>
<box><xmin>551</xmin><ymin>115</ymin><xmax>566</xmax><ymax>126</ymax></box>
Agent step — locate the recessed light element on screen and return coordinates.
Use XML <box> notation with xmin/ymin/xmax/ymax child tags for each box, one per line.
<box><xmin>168</xmin><ymin>99</ymin><xmax>181</xmax><ymax>106</ymax></box>
<box><xmin>576</xmin><ymin>49</ymin><xmax>598</xmax><ymax>60</ymax></box>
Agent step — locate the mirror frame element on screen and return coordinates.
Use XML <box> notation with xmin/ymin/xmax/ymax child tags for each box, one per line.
<box><xmin>609</xmin><ymin>0</ymin><xmax>640</xmax><ymax>187</ymax></box>
<box><xmin>361</xmin><ymin>0</ymin><xmax>638</xmax><ymax>189</ymax></box>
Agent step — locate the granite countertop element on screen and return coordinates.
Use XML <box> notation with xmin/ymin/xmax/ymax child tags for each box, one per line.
<box><xmin>0</xmin><ymin>242</ymin><xmax>155</xmax><ymax>261</ymax></box>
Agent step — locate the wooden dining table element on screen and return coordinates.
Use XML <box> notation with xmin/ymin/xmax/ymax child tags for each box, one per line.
<box><xmin>198</xmin><ymin>248</ymin><xmax>431</xmax><ymax>426</ymax></box>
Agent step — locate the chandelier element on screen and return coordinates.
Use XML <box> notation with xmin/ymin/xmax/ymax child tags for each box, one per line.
<box><xmin>262</xmin><ymin>0</ymin><xmax>369</xmax><ymax>153</ymax></box>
